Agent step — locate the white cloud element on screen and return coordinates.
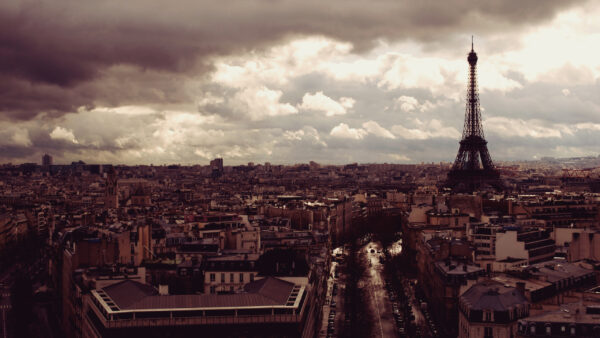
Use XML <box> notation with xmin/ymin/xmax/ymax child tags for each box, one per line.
<box><xmin>396</xmin><ymin>96</ymin><xmax>436</xmax><ymax>113</ymax></box>
<box><xmin>362</xmin><ymin>121</ymin><xmax>396</xmax><ymax>139</ymax></box>
<box><xmin>329</xmin><ymin>121</ymin><xmax>395</xmax><ymax>140</ymax></box>
<box><xmin>197</xmin><ymin>92</ymin><xmax>225</xmax><ymax>107</ymax></box>
<box><xmin>497</xmin><ymin>5</ymin><xmax>600</xmax><ymax>84</ymax></box>
<box><xmin>150</xmin><ymin>111</ymin><xmax>225</xmax><ymax>147</ymax></box>
<box><xmin>388</xmin><ymin>154</ymin><xmax>411</xmax><ymax>162</ymax></box>
<box><xmin>391</xmin><ymin>119</ymin><xmax>460</xmax><ymax>140</ymax></box>
<box><xmin>283</xmin><ymin>129</ymin><xmax>305</xmax><ymax>141</ymax></box>
<box><xmin>0</xmin><ymin>123</ymin><xmax>34</xmax><ymax>147</ymax></box>
<box><xmin>575</xmin><ymin>123</ymin><xmax>600</xmax><ymax>131</ymax></box>
<box><xmin>211</xmin><ymin>36</ymin><xmax>352</xmax><ymax>89</ymax></box>
<box><xmin>11</xmin><ymin>128</ymin><xmax>32</xmax><ymax>147</ymax></box>
<box><xmin>283</xmin><ymin>126</ymin><xmax>327</xmax><ymax>147</ymax></box>
<box><xmin>299</xmin><ymin>92</ymin><xmax>351</xmax><ymax>116</ymax></box>
<box><xmin>231</xmin><ymin>86</ymin><xmax>298</xmax><ymax>120</ymax></box>
<box><xmin>484</xmin><ymin>117</ymin><xmax>563</xmax><ymax>138</ymax></box>
<box><xmin>397</xmin><ymin>96</ymin><xmax>419</xmax><ymax>112</ymax></box>
<box><xmin>50</xmin><ymin>126</ymin><xmax>79</xmax><ymax>144</ymax></box>
<box><xmin>340</xmin><ymin>97</ymin><xmax>356</xmax><ymax>109</ymax></box>
<box><xmin>330</xmin><ymin>123</ymin><xmax>368</xmax><ymax>140</ymax></box>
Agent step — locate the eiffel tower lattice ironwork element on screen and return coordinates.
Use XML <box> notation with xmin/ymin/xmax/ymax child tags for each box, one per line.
<box><xmin>446</xmin><ymin>39</ymin><xmax>502</xmax><ymax>192</ymax></box>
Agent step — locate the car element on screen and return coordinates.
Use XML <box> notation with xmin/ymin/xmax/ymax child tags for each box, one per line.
<box><xmin>330</xmin><ymin>301</ymin><xmax>336</xmax><ymax>308</ymax></box>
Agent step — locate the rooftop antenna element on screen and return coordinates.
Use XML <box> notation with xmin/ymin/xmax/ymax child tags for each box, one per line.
<box><xmin>471</xmin><ymin>35</ymin><xmax>474</xmax><ymax>51</ymax></box>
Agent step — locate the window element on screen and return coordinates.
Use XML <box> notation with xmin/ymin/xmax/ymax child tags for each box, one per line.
<box><xmin>221</xmin><ymin>273</ymin><xmax>225</xmax><ymax>282</ymax></box>
<box><xmin>210</xmin><ymin>286</ymin><xmax>216</xmax><ymax>294</ymax></box>
<box><xmin>250</xmin><ymin>273</ymin><xmax>254</xmax><ymax>282</ymax></box>
<box><xmin>240</xmin><ymin>273</ymin><xmax>244</xmax><ymax>283</ymax></box>
<box><xmin>210</xmin><ymin>273</ymin><xmax>215</xmax><ymax>282</ymax></box>
<box><xmin>485</xmin><ymin>311</ymin><xmax>492</xmax><ymax>321</ymax></box>
<box><xmin>230</xmin><ymin>273</ymin><xmax>234</xmax><ymax>282</ymax></box>
<box><xmin>484</xmin><ymin>327</ymin><xmax>493</xmax><ymax>338</ymax></box>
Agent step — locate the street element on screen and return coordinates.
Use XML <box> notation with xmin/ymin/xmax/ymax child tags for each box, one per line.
<box><xmin>318</xmin><ymin>259</ymin><xmax>343</xmax><ymax>337</ymax></box>
<box><xmin>319</xmin><ymin>239</ymin><xmax>413</xmax><ymax>338</ymax></box>
<box><xmin>361</xmin><ymin>241</ymin><xmax>398</xmax><ymax>338</ymax></box>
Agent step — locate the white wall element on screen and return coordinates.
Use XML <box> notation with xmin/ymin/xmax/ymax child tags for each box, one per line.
<box><xmin>495</xmin><ymin>231</ymin><xmax>527</xmax><ymax>261</ymax></box>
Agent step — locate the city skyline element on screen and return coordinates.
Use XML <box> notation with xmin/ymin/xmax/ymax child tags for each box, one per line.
<box><xmin>4</xmin><ymin>2</ymin><xmax>600</xmax><ymax>338</ymax></box>
<box><xmin>2</xmin><ymin>1</ymin><xmax>600</xmax><ymax>165</ymax></box>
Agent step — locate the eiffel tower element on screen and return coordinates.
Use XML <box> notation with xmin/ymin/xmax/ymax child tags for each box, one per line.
<box><xmin>446</xmin><ymin>39</ymin><xmax>502</xmax><ymax>192</ymax></box>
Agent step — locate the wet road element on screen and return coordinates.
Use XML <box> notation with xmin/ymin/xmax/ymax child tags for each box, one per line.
<box><xmin>362</xmin><ymin>241</ymin><xmax>398</xmax><ymax>338</ymax></box>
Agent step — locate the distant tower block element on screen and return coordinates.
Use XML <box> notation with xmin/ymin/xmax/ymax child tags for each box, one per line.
<box><xmin>105</xmin><ymin>166</ymin><xmax>119</xmax><ymax>209</ymax></box>
<box><xmin>210</xmin><ymin>158</ymin><xmax>224</xmax><ymax>178</ymax></box>
<box><xmin>446</xmin><ymin>39</ymin><xmax>503</xmax><ymax>192</ymax></box>
<box><xmin>42</xmin><ymin>153</ymin><xmax>53</xmax><ymax>166</ymax></box>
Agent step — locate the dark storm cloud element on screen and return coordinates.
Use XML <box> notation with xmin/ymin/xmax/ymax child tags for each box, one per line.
<box><xmin>0</xmin><ymin>0</ymin><xmax>585</xmax><ymax>120</ymax></box>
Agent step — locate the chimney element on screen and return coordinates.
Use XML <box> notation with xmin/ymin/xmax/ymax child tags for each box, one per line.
<box><xmin>516</xmin><ymin>282</ymin><xmax>526</xmax><ymax>295</ymax></box>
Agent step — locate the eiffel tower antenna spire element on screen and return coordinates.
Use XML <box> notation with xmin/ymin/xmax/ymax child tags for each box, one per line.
<box><xmin>446</xmin><ymin>38</ymin><xmax>503</xmax><ymax>192</ymax></box>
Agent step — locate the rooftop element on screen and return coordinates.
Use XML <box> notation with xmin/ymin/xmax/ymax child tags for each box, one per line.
<box><xmin>94</xmin><ymin>277</ymin><xmax>303</xmax><ymax>313</ymax></box>
<box><xmin>461</xmin><ymin>280</ymin><xmax>528</xmax><ymax>312</ymax></box>
<box><xmin>435</xmin><ymin>260</ymin><xmax>484</xmax><ymax>275</ymax></box>
<box><xmin>520</xmin><ymin>301</ymin><xmax>600</xmax><ymax>325</ymax></box>
<box><xmin>526</xmin><ymin>260</ymin><xmax>593</xmax><ymax>283</ymax></box>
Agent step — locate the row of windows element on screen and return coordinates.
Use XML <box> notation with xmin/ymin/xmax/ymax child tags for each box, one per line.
<box><xmin>519</xmin><ymin>323</ymin><xmax>577</xmax><ymax>336</ymax></box>
<box><xmin>209</xmin><ymin>272</ymin><xmax>255</xmax><ymax>283</ymax></box>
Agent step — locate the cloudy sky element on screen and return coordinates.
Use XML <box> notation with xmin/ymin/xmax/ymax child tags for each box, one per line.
<box><xmin>2</xmin><ymin>0</ymin><xmax>600</xmax><ymax>165</ymax></box>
